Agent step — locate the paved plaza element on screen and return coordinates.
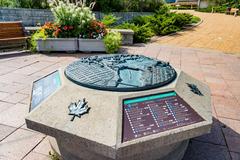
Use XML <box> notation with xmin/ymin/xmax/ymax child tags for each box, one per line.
<box><xmin>0</xmin><ymin>43</ymin><xmax>239</xmax><ymax>160</ymax></box>
<box><xmin>157</xmin><ymin>10</ymin><xmax>240</xmax><ymax>55</ymax></box>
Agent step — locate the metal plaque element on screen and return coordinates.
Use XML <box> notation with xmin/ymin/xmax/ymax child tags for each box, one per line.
<box><xmin>65</xmin><ymin>54</ymin><xmax>177</xmax><ymax>92</ymax></box>
<box><xmin>30</xmin><ymin>70</ymin><xmax>61</xmax><ymax>112</ymax></box>
<box><xmin>122</xmin><ymin>91</ymin><xmax>204</xmax><ymax>142</ymax></box>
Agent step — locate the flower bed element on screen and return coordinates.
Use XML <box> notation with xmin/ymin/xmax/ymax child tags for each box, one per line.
<box><xmin>31</xmin><ymin>0</ymin><xmax>122</xmax><ymax>54</ymax></box>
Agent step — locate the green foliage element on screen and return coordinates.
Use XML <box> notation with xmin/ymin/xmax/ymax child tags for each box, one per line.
<box><xmin>92</xmin><ymin>0</ymin><xmax>165</xmax><ymax>12</ymax></box>
<box><xmin>49</xmin><ymin>151</ymin><xmax>60</xmax><ymax>160</ymax></box>
<box><xmin>1</xmin><ymin>0</ymin><xmax>166</xmax><ymax>11</ymax></box>
<box><xmin>150</xmin><ymin>12</ymin><xmax>192</xmax><ymax>35</ymax></box>
<box><xmin>0</xmin><ymin>0</ymin><xmax>18</xmax><ymax>7</ymax></box>
<box><xmin>101</xmin><ymin>14</ymin><xmax>120</xmax><ymax>27</ymax></box>
<box><xmin>170</xmin><ymin>5</ymin><xmax>194</xmax><ymax>10</ymax></box>
<box><xmin>120</xmin><ymin>0</ymin><xmax>165</xmax><ymax>12</ymax></box>
<box><xmin>196</xmin><ymin>6</ymin><xmax>227</xmax><ymax>13</ymax></box>
<box><xmin>131</xmin><ymin>15</ymin><xmax>153</xmax><ymax>26</ymax></box>
<box><xmin>93</xmin><ymin>0</ymin><xmax>123</xmax><ymax>12</ymax></box>
<box><xmin>30</xmin><ymin>29</ymin><xmax>47</xmax><ymax>52</ymax></box>
<box><xmin>0</xmin><ymin>0</ymin><xmax>49</xmax><ymax>9</ymax></box>
<box><xmin>114</xmin><ymin>10</ymin><xmax>196</xmax><ymax>43</ymax></box>
<box><xmin>104</xmin><ymin>31</ymin><xmax>122</xmax><ymax>54</ymax></box>
<box><xmin>207</xmin><ymin>0</ymin><xmax>240</xmax><ymax>7</ymax></box>
<box><xmin>115</xmin><ymin>23</ymin><xmax>154</xmax><ymax>43</ymax></box>
<box><xmin>154</xmin><ymin>4</ymin><xmax>170</xmax><ymax>15</ymax></box>
<box><xmin>191</xmin><ymin>16</ymin><xmax>201</xmax><ymax>24</ymax></box>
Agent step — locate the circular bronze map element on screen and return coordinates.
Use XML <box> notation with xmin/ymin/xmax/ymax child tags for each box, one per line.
<box><xmin>64</xmin><ymin>54</ymin><xmax>177</xmax><ymax>92</ymax></box>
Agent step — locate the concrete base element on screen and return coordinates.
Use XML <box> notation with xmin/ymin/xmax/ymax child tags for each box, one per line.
<box><xmin>49</xmin><ymin>137</ymin><xmax>189</xmax><ymax>160</ymax></box>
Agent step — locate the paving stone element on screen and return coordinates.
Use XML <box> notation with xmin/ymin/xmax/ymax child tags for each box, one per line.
<box><xmin>0</xmin><ymin>103</ymin><xmax>28</xmax><ymax>128</ymax></box>
<box><xmin>3</xmin><ymin>93</ymin><xmax>29</xmax><ymax>104</ymax></box>
<box><xmin>23</xmin><ymin>151</ymin><xmax>51</xmax><ymax>160</ymax></box>
<box><xmin>0</xmin><ymin>92</ymin><xmax>10</xmax><ymax>101</ymax></box>
<box><xmin>213</xmin><ymin>96</ymin><xmax>240</xmax><ymax>120</ymax></box>
<box><xmin>183</xmin><ymin>140</ymin><xmax>231</xmax><ymax>160</ymax></box>
<box><xmin>194</xmin><ymin>119</ymin><xmax>226</xmax><ymax>146</ymax></box>
<box><xmin>231</xmin><ymin>152</ymin><xmax>240</xmax><ymax>160</ymax></box>
<box><xmin>0</xmin><ymin>66</ymin><xmax>16</xmax><ymax>75</ymax></box>
<box><xmin>0</xmin><ymin>124</ymin><xmax>16</xmax><ymax>141</ymax></box>
<box><xmin>220</xmin><ymin>118</ymin><xmax>240</xmax><ymax>153</ymax></box>
<box><xmin>0</xmin><ymin>73</ymin><xmax>27</xmax><ymax>84</ymax></box>
<box><xmin>224</xmin><ymin>135</ymin><xmax>240</xmax><ymax>153</ymax></box>
<box><xmin>0</xmin><ymin>83</ymin><xmax>27</xmax><ymax>94</ymax></box>
<box><xmin>0</xmin><ymin>129</ymin><xmax>45</xmax><ymax>160</ymax></box>
<box><xmin>0</xmin><ymin>101</ymin><xmax>13</xmax><ymax>113</ymax></box>
<box><xmin>33</xmin><ymin>137</ymin><xmax>52</xmax><ymax>155</ymax></box>
<box><xmin>220</xmin><ymin>118</ymin><xmax>240</xmax><ymax>135</ymax></box>
<box><xmin>20</xmin><ymin>96</ymin><xmax>31</xmax><ymax>105</ymax></box>
<box><xmin>205</xmin><ymin>77</ymin><xmax>226</xmax><ymax>85</ymax></box>
<box><xmin>0</xmin><ymin>57</ymin><xmax>38</xmax><ymax>69</ymax></box>
<box><xmin>17</xmin><ymin>86</ymin><xmax>31</xmax><ymax>95</ymax></box>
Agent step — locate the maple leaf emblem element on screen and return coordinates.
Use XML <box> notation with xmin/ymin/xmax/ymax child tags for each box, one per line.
<box><xmin>68</xmin><ymin>98</ymin><xmax>90</xmax><ymax>121</ymax></box>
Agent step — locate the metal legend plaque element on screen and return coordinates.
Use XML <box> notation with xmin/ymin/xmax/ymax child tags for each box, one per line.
<box><xmin>30</xmin><ymin>70</ymin><xmax>61</xmax><ymax>112</ymax></box>
<box><xmin>122</xmin><ymin>91</ymin><xmax>204</xmax><ymax>142</ymax></box>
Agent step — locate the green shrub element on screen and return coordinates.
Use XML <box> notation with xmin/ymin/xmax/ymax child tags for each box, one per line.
<box><xmin>154</xmin><ymin>4</ymin><xmax>171</xmax><ymax>15</ymax></box>
<box><xmin>173</xmin><ymin>13</ymin><xmax>192</xmax><ymax>27</ymax></box>
<box><xmin>0</xmin><ymin>0</ymin><xmax>18</xmax><ymax>7</ymax></box>
<box><xmin>101</xmin><ymin>14</ymin><xmax>120</xmax><ymax>27</ymax></box>
<box><xmin>114</xmin><ymin>23</ymin><xmax>154</xmax><ymax>43</ymax></box>
<box><xmin>150</xmin><ymin>12</ymin><xmax>192</xmax><ymax>35</ymax></box>
<box><xmin>191</xmin><ymin>16</ymin><xmax>201</xmax><ymax>24</ymax></box>
<box><xmin>196</xmin><ymin>6</ymin><xmax>227</xmax><ymax>13</ymax></box>
<box><xmin>131</xmin><ymin>15</ymin><xmax>153</xmax><ymax>26</ymax></box>
<box><xmin>0</xmin><ymin>0</ymin><xmax>49</xmax><ymax>9</ymax></box>
<box><xmin>114</xmin><ymin>10</ymin><xmax>195</xmax><ymax>42</ymax></box>
<box><xmin>30</xmin><ymin>29</ymin><xmax>47</xmax><ymax>52</ymax></box>
<box><xmin>93</xmin><ymin>0</ymin><xmax>165</xmax><ymax>12</ymax></box>
<box><xmin>104</xmin><ymin>31</ymin><xmax>122</xmax><ymax>54</ymax></box>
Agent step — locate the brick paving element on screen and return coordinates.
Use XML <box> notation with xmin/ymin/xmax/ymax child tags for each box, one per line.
<box><xmin>0</xmin><ymin>44</ymin><xmax>240</xmax><ymax>159</ymax></box>
<box><xmin>157</xmin><ymin>10</ymin><xmax>240</xmax><ymax>55</ymax></box>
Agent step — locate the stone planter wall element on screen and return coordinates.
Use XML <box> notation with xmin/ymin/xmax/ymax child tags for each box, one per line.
<box><xmin>0</xmin><ymin>7</ymin><xmax>152</xmax><ymax>26</ymax></box>
<box><xmin>112</xmin><ymin>29</ymin><xmax>134</xmax><ymax>45</ymax></box>
<box><xmin>37</xmin><ymin>38</ymin><xmax>78</xmax><ymax>52</ymax></box>
<box><xmin>78</xmin><ymin>39</ymin><xmax>105</xmax><ymax>52</ymax></box>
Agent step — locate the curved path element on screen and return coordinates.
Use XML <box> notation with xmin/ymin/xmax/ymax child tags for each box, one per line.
<box><xmin>157</xmin><ymin>10</ymin><xmax>240</xmax><ymax>55</ymax></box>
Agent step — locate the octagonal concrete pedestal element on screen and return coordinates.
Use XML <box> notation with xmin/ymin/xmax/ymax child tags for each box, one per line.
<box><xmin>49</xmin><ymin>136</ymin><xmax>189</xmax><ymax>160</ymax></box>
<box><xmin>26</xmin><ymin>68</ymin><xmax>212</xmax><ymax>160</ymax></box>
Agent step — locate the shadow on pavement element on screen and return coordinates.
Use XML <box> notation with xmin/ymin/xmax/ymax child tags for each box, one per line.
<box><xmin>183</xmin><ymin>117</ymin><xmax>239</xmax><ymax>160</ymax></box>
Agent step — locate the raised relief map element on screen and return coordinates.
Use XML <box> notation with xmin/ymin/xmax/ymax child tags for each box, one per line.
<box><xmin>65</xmin><ymin>54</ymin><xmax>177</xmax><ymax>92</ymax></box>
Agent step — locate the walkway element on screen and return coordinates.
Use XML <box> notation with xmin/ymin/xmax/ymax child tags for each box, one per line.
<box><xmin>0</xmin><ymin>44</ymin><xmax>240</xmax><ymax>159</ymax></box>
<box><xmin>157</xmin><ymin>10</ymin><xmax>240</xmax><ymax>55</ymax></box>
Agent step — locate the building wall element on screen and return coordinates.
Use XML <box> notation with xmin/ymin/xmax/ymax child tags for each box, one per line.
<box><xmin>0</xmin><ymin>7</ymin><xmax>152</xmax><ymax>26</ymax></box>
